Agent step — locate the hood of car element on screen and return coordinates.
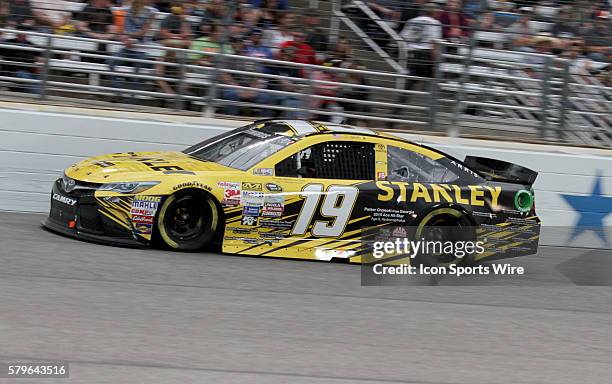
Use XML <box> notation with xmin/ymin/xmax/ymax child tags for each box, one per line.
<box><xmin>65</xmin><ymin>151</ymin><xmax>233</xmax><ymax>183</ymax></box>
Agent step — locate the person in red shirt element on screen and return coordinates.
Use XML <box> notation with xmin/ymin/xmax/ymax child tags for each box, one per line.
<box><xmin>279</xmin><ymin>30</ymin><xmax>316</xmax><ymax>65</ymax></box>
<box><xmin>437</xmin><ymin>0</ymin><xmax>470</xmax><ymax>42</ymax></box>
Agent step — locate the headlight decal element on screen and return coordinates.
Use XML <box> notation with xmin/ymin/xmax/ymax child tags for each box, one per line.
<box><xmin>61</xmin><ymin>174</ymin><xmax>76</xmax><ymax>192</ymax></box>
<box><xmin>98</xmin><ymin>181</ymin><xmax>160</xmax><ymax>194</ymax></box>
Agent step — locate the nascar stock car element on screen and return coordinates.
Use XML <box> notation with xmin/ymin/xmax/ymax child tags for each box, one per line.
<box><xmin>43</xmin><ymin>120</ymin><xmax>540</xmax><ymax>265</ymax></box>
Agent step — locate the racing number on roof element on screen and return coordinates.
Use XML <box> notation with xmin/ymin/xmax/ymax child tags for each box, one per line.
<box><xmin>292</xmin><ymin>184</ymin><xmax>359</xmax><ymax>237</ymax></box>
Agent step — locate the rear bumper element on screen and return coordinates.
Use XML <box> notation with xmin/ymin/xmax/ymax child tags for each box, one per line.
<box><xmin>41</xmin><ymin>179</ymin><xmax>147</xmax><ymax>248</ymax></box>
<box><xmin>475</xmin><ymin>217</ymin><xmax>541</xmax><ymax>262</ymax></box>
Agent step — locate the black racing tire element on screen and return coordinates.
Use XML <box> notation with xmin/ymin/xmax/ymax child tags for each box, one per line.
<box><xmin>156</xmin><ymin>190</ymin><xmax>220</xmax><ymax>251</ymax></box>
<box><xmin>414</xmin><ymin>209</ymin><xmax>476</xmax><ymax>268</ymax></box>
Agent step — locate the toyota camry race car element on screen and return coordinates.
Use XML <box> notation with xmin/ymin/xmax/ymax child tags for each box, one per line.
<box><xmin>43</xmin><ymin>120</ymin><xmax>540</xmax><ymax>265</ymax></box>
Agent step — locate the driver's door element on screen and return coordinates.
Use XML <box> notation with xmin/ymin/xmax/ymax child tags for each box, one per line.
<box><xmin>269</xmin><ymin>139</ymin><xmax>378</xmax><ymax>261</ymax></box>
<box><xmin>229</xmin><ymin>139</ymin><xmax>380</xmax><ymax>261</ymax></box>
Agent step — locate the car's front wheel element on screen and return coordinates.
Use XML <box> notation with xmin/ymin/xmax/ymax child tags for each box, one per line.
<box><xmin>156</xmin><ymin>191</ymin><xmax>220</xmax><ymax>251</ymax></box>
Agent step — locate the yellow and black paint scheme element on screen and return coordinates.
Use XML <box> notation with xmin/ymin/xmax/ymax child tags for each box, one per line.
<box><xmin>42</xmin><ymin>120</ymin><xmax>540</xmax><ymax>263</ymax></box>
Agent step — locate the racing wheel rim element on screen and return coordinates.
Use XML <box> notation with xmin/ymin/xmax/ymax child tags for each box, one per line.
<box><xmin>165</xmin><ymin>196</ymin><xmax>207</xmax><ymax>241</ymax></box>
<box><xmin>415</xmin><ymin>208</ymin><xmax>474</xmax><ymax>267</ymax></box>
<box><xmin>157</xmin><ymin>192</ymin><xmax>219</xmax><ymax>250</ymax></box>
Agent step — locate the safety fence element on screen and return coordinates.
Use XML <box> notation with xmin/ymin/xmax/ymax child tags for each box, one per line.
<box><xmin>0</xmin><ymin>27</ymin><xmax>610</xmax><ymax>147</ymax></box>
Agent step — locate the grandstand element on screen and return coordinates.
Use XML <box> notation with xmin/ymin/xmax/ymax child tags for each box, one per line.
<box><xmin>0</xmin><ymin>0</ymin><xmax>609</xmax><ymax>147</ymax></box>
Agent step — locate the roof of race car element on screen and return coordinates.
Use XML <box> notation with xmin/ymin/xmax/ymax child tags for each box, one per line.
<box><xmin>250</xmin><ymin>120</ymin><xmax>453</xmax><ymax>161</ymax></box>
<box><xmin>253</xmin><ymin>119</ymin><xmax>382</xmax><ymax>138</ymax></box>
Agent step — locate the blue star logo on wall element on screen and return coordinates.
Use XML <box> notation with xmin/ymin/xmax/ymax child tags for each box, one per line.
<box><xmin>561</xmin><ymin>172</ymin><xmax>612</xmax><ymax>246</ymax></box>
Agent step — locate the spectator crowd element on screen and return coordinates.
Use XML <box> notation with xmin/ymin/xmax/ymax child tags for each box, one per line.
<box><xmin>0</xmin><ymin>0</ymin><xmax>609</xmax><ymax>118</ymax></box>
<box><xmin>377</xmin><ymin>0</ymin><xmax>610</xmax><ymax>85</ymax></box>
<box><xmin>0</xmin><ymin>0</ymin><xmax>372</xmax><ymax>120</ymax></box>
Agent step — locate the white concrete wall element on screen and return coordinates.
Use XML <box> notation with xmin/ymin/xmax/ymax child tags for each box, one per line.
<box><xmin>1</xmin><ymin>103</ymin><xmax>610</xmax><ymax>248</ymax></box>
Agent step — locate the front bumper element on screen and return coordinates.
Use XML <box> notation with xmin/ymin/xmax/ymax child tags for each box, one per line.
<box><xmin>41</xmin><ymin>179</ymin><xmax>146</xmax><ymax>248</ymax></box>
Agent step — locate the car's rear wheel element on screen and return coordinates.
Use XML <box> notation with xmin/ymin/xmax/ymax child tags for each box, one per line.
<box><xmin>414</xmin><ymin>209</ymin><xmax>476</xmax><ymax>267</ymax></box>
<box><xmin>156</xmin><ymin>191</ymin><xmax>220</xmax><ymax>251</ymax></box>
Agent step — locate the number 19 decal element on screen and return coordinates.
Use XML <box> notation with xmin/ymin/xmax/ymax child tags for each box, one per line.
<box><xmin>292</xmin><ymin>184</ymin><xmax>359</xmax><ymax>237</ymax></box>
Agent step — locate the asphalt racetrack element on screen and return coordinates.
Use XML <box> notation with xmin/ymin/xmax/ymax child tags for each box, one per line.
<box><xmin>1</xmin><ymin>211</ymin><xmax>612</xmax><ymax>384</ymax></box>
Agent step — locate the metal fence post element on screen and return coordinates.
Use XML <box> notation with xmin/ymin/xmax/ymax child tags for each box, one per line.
<box><xmin>449</xmin><ymin>0</ymin><xmax>486</xmax><ymax>137</ymax></box>
<box><xmin>428</xmin><ymin>42</ymin><xmax>444</xmax><ymax>131</ymax></box>
<box><xmin>539</xmin><ymin>55</ymin><xmax>553</xmax><ymax>139</ymax></box>
<box><xmin>174</xmin><ymin>50</ymin><xmax>186</xmax><ymax>111</ymax></box>
<box><xmin>204</xmin><ymin>56</ymin><xmax>219</xmax><ymax>118</ymax></box>
<box><xmin>449</xmin><ymin>39</ymin><xmax>475</xmax><ymax>137</ymax></box>
<box><xmin>305</xmin><ymin>66</ymin><xmax>315</xmax><ymax>120</ymax></box>
<box><xmin>330</xmin><ymin>0</ymin><xmax>341</xmax><ymax>45</ymax></box>
<box><xmin>557</xmin><ymin>59</ymin><xmax>571</xmax><ymax>140</ymax></box>
<box><xmin>204</xmin><ymin>1</ymin><xmax>236</xmax><ymax>117</ymax></box>
<box><xmin>39</xmin><ymin>34</ymin><xmax>53</xmax><ymax>100</ymax></box>
<box><xmin>396</xmin><ymin>42</ymin><xmax>407</xmax><ymax>93</ymax></box>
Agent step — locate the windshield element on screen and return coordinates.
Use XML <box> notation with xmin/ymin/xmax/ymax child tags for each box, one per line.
<box><xmin>183</xmin><ymin>123</ymin><xmax>296</xmax><ymax>170</ymax></box>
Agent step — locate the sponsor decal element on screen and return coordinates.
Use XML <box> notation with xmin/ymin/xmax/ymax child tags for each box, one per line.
<box><xmin>231</xmin><ymin>227</ymin><xmax>254</xmax><ymax>235</ymax></box>
<box><xmin>242</xmin><ymin>182</ymin><xmax>263</xmax><ymax>191</ymax></box>
<box><xmin>253</xmin><ymin>168</ymin><xmax>274</xmax><ymax>176</ymax></box>
<box><xmin>377</xmin><ymin>171</ymin><xmax>386</xmax><ymax>180</ymax></box>
<box><xmin>242</xmin><ymin>191</ymin><xmax>265</xmax><ymax>206</ymax></box>
<box><xmin>225</xmin><ymin>236</ymin><xmax>264</xmax><ymax>245</ymax></box>
<box><xmin>134</xmin><ymin>223</ymin><xmax>153</xmax><ymax>235</ymax></box>
<box><xmin>376</xmin><ymin>181</ymin><xmax>502</xmax><ymax>208</ymax></box>
<box><xmin>110</xmin><ymin>154</ymin><xmax>184</xmax><ymax>172</ymax></box>
<box><xmin>242</xmin><ymin>205</ymin><xmax>261</xmax><ymax>217</ymax></box>
<box><xmin>131</xmin><ymin>200</ymin><xmax>159</xmax><ymax>211</ymax></box>
<box><xmin>131</xmin><ymin>196</ymin><xmax>161</xmax><ymax>214</ymax></box>
<box><xmin>473</xmin><ymin>211</ymin><xmax>496</xmax><ymax>219</ymax></box>
<box><xmin>375</xmin><ymin>144</ymin><xmax>385</xmax><ymax>151</ymax></box>
<box><xmin>131</xmin><ymin>208</ymin><xmax>156</xmax><ymax>216</ymax></box>
<box><xmin>392</xmin><ymin>226</ymin><xmax>408</xmax><ymax>238</ymax></box>
<box><xmin>217</xmin><ymin>181</ymin><xmax>238</xmax><ymax>188</ymax></box>
<box><xmin>246</xmin><ymin>129</ymin><xmax>271</xmax><ymax>139</ymax></box>
<box><xmin>53</xmin><ymin>193</ymin><xmax>77</xmax><ymax>206</ymax></box>
<box><xmin>260</xmin><ymin>232</ymin><xmax>286</xmax><ymax>240</ymax></box>
<box><xmin>259</xmin><ymin>219</ymin><xmax>293</xmax><ymax>230</ymax></box>
<box><xmin>264</xmin><ymin>195</ymin><xmax>284</xmax><ymax>204</ymax></box>
<box><xmin>506</xmin><ymin>217</ymin><xmax>539</xmax><ymax>225</ymax></box>
<box><xmin>262</xmin><ymin>202</ymin><xmax>284</xmax><ymax>218</ymax></box>
<box><xmin>218</xmin><ymin>181</ymin><xmax>241</xmax><ymax>205</ymax></box>
<box><xmin>130</xmin><ymin>196</ymin><xmax>161</xmax><ymax>235</ymax></box>
<box><xmin>134</xmin><ymin>196</ymin><xmax>162</xmax><ymax>202</ymax></box>
<box><xmin>132</xmin><ymin>215</ymin><xmax>154</xmax><ymax>224</ymax></box>
<box><xmin>364</xmin><ymin>207</ymin><xmax>413</xmax><ymax>223</ymax></box>
<box><xmin>241</xmin><ymin>215</ymin><xmax>258</xmax><ymax>227</ymax></box>
<box><xmin>93</xmin><ymin>161</ymin><xmax>115</xmax><ymax>168</ymax></box>
<box><xmin>265</xmin><ymin>183</ymin><xmax>283</xmax><ymax>192</ymax></box>
<box><xmin>450</xmin><ymin>160</ymin><xmax>480</xmax><ymax>179</ymax></box>
<box><xmin>173</xmin><ymin>181</ymin><xmax>212</xmax><ymax>192</ymax></box>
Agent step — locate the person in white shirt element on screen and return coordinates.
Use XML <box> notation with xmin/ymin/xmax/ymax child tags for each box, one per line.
<box><xmin>30</xmin><ymin>0</ymin><xmax>71</xmax><ymax>30</ymax></box>
<box><xmin>400</xmin><ymin>3</ymin><xmax>442</xmax><ymax>82</ymax></box>
<box><xmin>392</xmin><ymin>2</ymin><xmax>442</xmax><ymax>122</ymax></box>
<box><xmin>262</xmin><ymin>12</ymin><xmax>294</xmax><ymax>55</ymax></box>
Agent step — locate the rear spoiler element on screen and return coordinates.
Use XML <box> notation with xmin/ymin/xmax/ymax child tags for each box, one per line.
<box><xmin>464</xmin><ymin>156</ymin><xmax>538</xmax><ymax>186</ymax></box>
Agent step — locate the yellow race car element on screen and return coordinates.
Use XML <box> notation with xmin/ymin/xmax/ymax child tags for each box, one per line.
<box><xmin>43</xmin><ymin>120</ymin><xmax>540</xmax><ymax>264</ymax></box>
